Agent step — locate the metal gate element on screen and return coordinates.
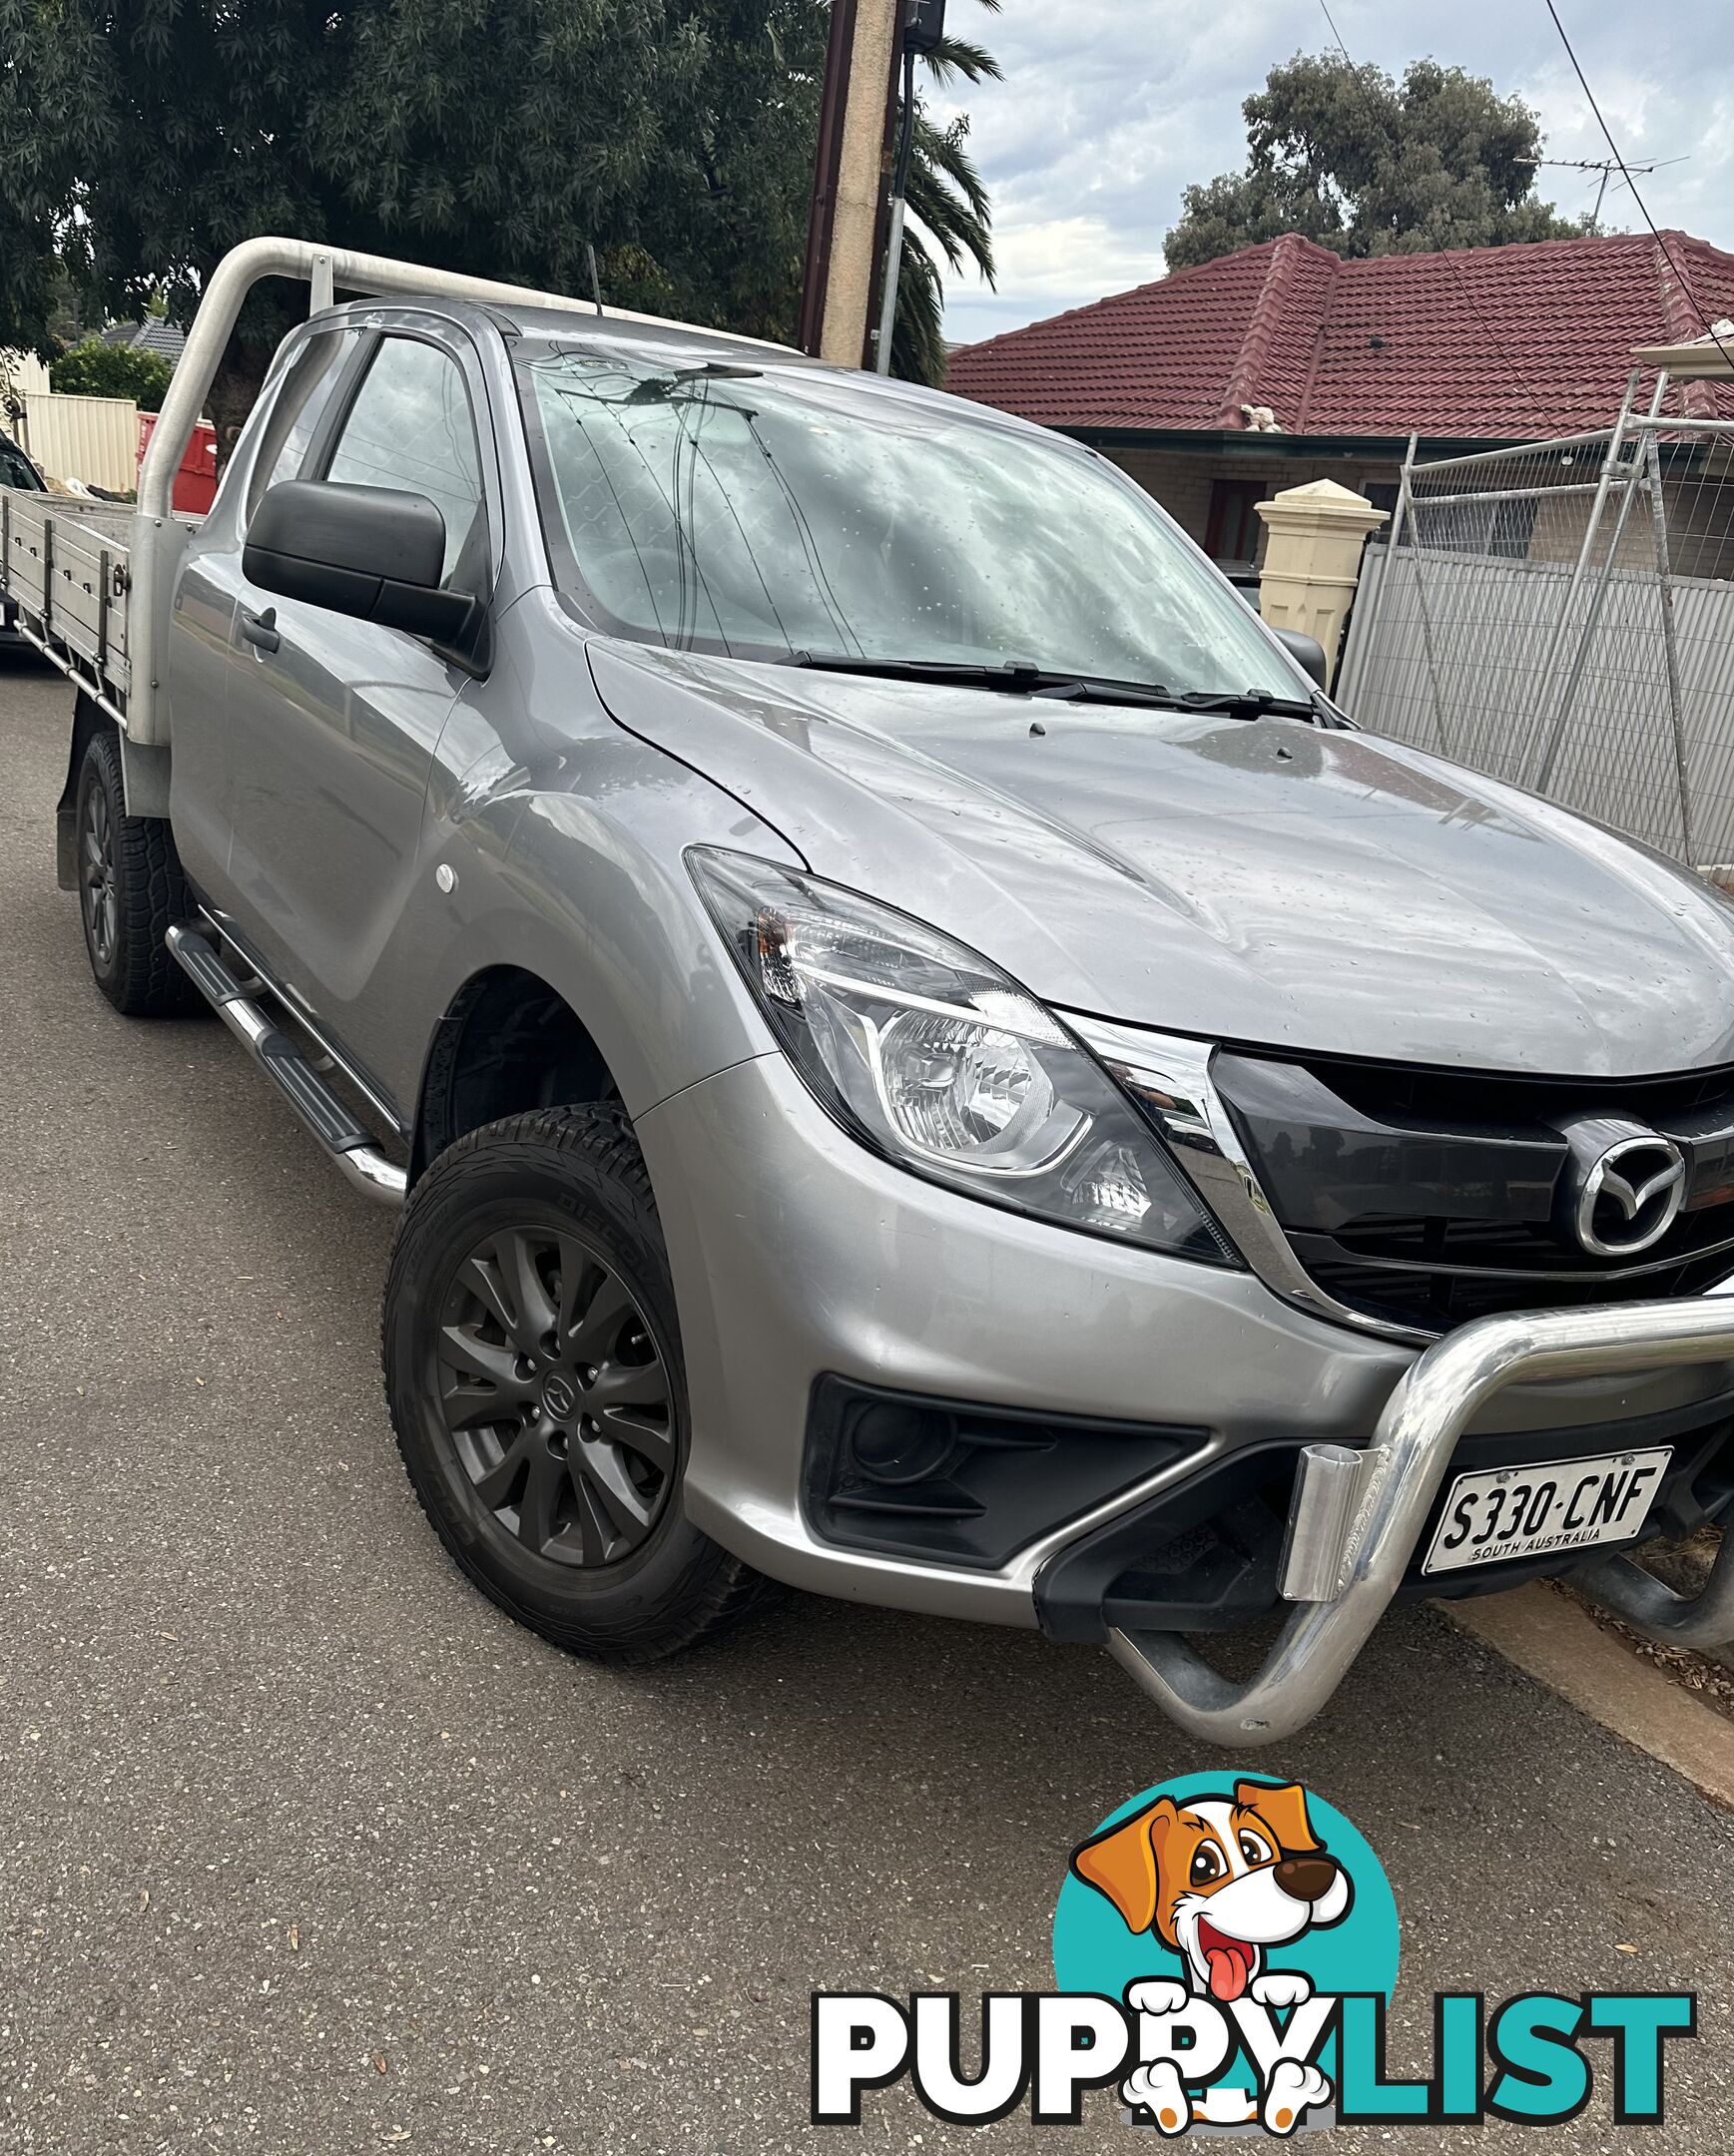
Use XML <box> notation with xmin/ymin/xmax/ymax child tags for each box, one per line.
<box><xmin>1338</xmin><ymin>375</ymin><xmax>1734</xmax><ymax>865</ymax></box>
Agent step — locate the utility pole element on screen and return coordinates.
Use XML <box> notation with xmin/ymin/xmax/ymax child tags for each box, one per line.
<box><xmin>799</xmin><ymin>0</ymin><xmax>907</xmax><ymax>367</ymax></box>
<box><xmin>871</xmin><ymin>1</ymin><xmax>946</xmax><ymax>373</ymax></box>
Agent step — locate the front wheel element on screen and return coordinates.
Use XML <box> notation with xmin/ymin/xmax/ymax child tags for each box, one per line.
<box><xmin>381</xmin><ymin>1104</ymin><xmax>770</xmax><ymax>1662</ymax></box>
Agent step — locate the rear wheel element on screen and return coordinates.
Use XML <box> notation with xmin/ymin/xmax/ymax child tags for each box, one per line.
<box><xmin>382</xmin><ymin>1104</ymin><xmax>770</xmax><ymax>1661</ymax></box>
<box><xmin>74</xmin><ymin>728</ymin><xmax>201</xmax><ymax>1016</ymax></box>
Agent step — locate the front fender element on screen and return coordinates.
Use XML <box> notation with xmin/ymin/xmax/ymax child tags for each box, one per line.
<box><xmin>397</xmin><ymin>745</ymin><xmax>792</xmax><ymax>1137</ymax></box>
<box><xmin>494</xmin><ymin>773</ymin><xmax>787</xmax><ymax>1114</ymax></box>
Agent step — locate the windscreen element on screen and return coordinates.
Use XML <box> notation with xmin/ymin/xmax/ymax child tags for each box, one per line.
<box><xmin>520</xmin><ymin>347</ymin><xmax>1299</xmax><ymax>697</ymax></box>
<box><xmin>0</xmin><ymin>436</ymin><xmax>41</xmax><ymax>491</ymax></box>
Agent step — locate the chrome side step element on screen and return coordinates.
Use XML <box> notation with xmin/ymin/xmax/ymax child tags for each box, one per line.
<box><xmin>165</xmin><ymin>925</ymin><xmax>407</xmax><ymax>1208</ymax></box>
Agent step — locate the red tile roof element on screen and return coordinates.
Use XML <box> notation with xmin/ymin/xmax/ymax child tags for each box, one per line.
<box><xmin>946</xmin><ymin>232</ymin><xmax>1734</xmax><ymax>440</ymax></box>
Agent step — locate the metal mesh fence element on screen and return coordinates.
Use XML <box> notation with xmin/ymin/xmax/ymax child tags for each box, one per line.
<box><xmin>1338</xmin><ymin>378</ymin><xmax>1734</xmax><ymax>865</ymax></box>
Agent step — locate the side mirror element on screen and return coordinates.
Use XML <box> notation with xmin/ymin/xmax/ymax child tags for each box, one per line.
<box><xmin>244</xmin><ymin>479</ymin><xmax>475</xmax><ymax>643</ymax></box>
<box><xmin>1271</xmin><ymin>625</ymin><xmax>1329</xmax><ymax>690</ymax></box>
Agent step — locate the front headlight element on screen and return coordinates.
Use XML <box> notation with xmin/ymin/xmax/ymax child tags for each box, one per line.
<box><xmin>688</xmin><ymin>848</ymin><xmax>1235</xmax><ymax>1265</ymax></box>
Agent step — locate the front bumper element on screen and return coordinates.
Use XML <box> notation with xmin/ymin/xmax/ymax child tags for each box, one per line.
<box><xmin>1110</xmin><ymin>1298</ymin><xmax>1734</xmax><ymax>1744</ymax></box>
<box><xmin>636</xmin><ymin>1054</ymin><xmax>1734</xmax><ymax>1668</ymax></box>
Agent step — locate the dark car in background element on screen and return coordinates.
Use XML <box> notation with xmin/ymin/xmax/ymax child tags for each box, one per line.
<box><xmin>0</xmin><ymin>429</ymin><xmax>45</xmax><ymax>649</ymax></box>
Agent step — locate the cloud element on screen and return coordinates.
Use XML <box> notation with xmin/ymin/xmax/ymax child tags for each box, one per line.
<box><xmin>937</xmin><ymin>0</ymin><xmax>1734</xmax><ymax>345</ymax></box>
<box><xmin>945</xmin><ymin>212</ymin><xmax>1158</xmax><ymax>344</ymax></box>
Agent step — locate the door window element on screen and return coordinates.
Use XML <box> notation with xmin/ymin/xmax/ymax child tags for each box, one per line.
<box><xmin>324</xmin><ymin>337</ymin><xmax>485</xmax><ymax>584</ymax></box>
<box><xmin>246</xmin><ymin>329</ymin><xmax>361</xmax><ymax>522</ymax></box>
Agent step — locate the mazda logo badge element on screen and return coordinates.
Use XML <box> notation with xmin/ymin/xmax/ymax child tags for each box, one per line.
<box><xmin>541</xmin><ymin>1370</ymin><xmax>579</xmax><ymax>1421</ymax></box>
<box><xmin>1571</xmin><ymin>1133</ymin><xmax>1687</xmax><ymax>1258</ymax></box>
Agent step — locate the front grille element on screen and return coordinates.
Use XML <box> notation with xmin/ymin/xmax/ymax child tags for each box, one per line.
<box><xmin>1212</xmin><ymin>1050</ymin><xmax>1734</xmax><ymax>1334</ymax></box>
<box><xmin>1311</xmin><ymin>1056</ymin><xmax>1734</xmax><ymax>1126</ymax></box>
<box><xmin>1300</xmin><ymin>1239</ymin><xmax>1734</xmax><ymax>1331</ymax></box>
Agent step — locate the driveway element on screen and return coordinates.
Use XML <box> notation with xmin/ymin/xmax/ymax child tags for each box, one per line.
<box><xmin>1</xmin><ymin>657</ymin><xmax>1730</xmax><ymax>2152</ymax></box>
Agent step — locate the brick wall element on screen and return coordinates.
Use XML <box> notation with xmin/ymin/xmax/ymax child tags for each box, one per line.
<box><xmin>1100</xmin><ymin>444</ymin><xmax>1405</xmax><ymax>557</ymax></box>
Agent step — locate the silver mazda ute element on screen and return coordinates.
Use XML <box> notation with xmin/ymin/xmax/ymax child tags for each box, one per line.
<box><xmin>9</xmin><ymin>241</ymin><xmax>1734</xmax><ymax>1743</ymax></box>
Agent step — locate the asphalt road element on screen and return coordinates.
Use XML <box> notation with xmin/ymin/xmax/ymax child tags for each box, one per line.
<box><xmin>2</xmin><ymin>654</ymin><xmax>1731</xmax><ymax>2155</ymax></box>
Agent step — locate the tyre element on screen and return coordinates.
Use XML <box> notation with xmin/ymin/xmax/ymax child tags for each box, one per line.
<box><xmin>382</xmin><ymin>1103</ymin><xmax>770</xmax><ymax>1662</ymax></box>
<box><xmin>74</xmin><ymin>727</ymin><xmax>202</xmax><ymax>1016</ymax></box>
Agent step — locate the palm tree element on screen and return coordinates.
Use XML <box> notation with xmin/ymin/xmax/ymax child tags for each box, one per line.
<box><xmin>889</xmin><ymin>5</ymin><xmax>998</xmax><ymax>385</ymax></box>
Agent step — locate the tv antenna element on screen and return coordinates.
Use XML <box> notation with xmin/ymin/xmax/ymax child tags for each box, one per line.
<box><xmin>1517</xmin><ymin>154</ymin><xmax>1689</xmax><ymax>235</ymax></box>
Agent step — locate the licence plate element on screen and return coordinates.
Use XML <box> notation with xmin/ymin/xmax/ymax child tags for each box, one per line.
<box><xmin>1422</xmin><ymin>1447</ymin><xmax>1672</xmax><ymax>1576</ymax></box>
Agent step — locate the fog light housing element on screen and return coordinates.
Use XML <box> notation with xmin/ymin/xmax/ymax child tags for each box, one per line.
<box><xmin>804</xmin><ymin>1375</ymin><xmax>1203</xmax><ymax>1570</ymax></box>
<box><xmin>847</xmin><ymin>1401</ymin><xmax>956</xmax><ymax>1485</ymax></box>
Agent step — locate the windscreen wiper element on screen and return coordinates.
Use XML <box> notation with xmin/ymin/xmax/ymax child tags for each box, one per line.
<box><xmin>789</xmin><ymin>652</ymin><xmax>1052</xmax><ymax>691</ymax></box>
<box><xmin>1029</xmin><ymin>678</ymin><xmax>1315</xmax><ymax>718</ymax></box>
<box><xmin>1161</xmin><ymin>687</ymin><xmax>1320</xmax><ymax>721</ymax></box>
<box><xmin>789</xmin><ymin>653</ymin><xmax>1182</xmax><ymax>708</ymax></box>
<box><xmin>787</xmin><ymin>652</ymin><xmax>1316</xmax><ymax>719</ymax></box>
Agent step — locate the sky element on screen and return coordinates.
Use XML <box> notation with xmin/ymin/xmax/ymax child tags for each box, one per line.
<box><xmin>933</xmin><ymin>0</ymin><xmax>1734</xmax><ymax>346</ymax></box>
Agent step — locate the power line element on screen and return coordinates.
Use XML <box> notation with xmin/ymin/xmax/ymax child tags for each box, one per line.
<box><xmin>1541</xmin><ymin>0</ymin><xmax>1734</xmax><ymax>374</ymax></box>
<box><xmin>1316</xmin><ymin>1</ymin><xmax>1564</xmax><ymax>436</ymax></box>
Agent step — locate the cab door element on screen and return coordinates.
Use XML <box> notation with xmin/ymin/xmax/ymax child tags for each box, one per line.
<box><xmin>223</xmin><ymin>322</ymin><xmax>495</xmax><ymax>1096</ymax></box>
<box><xmin>166</xmin><ymin>323</ymin><xmax>363</xmax><ymax>900</ymax></box>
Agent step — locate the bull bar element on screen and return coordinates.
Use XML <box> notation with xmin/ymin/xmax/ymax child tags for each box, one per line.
<box><xmin>1108</xmin><ymin>1298</ymin><xmax>1734</xmax><ymax>1746</ymax></box>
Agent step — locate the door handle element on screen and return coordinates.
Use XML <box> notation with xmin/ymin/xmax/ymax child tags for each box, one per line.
<box><xmin>240</xmin><ymin>605</ymin><xmax>280</xmax><ymax>654</ymax></box>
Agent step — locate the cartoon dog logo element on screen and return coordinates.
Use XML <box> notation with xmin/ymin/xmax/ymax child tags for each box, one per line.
<box><xmin>1071</xmin><ymin>1779</ymin><xmax>1353</xmax><ymax>2134</ymax></box>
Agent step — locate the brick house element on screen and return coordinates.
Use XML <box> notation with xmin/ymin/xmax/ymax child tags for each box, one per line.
<box><xmin>945</xmin><ymin>231</ymin><xmax>1734</xmax><ymax>580</ymax></box>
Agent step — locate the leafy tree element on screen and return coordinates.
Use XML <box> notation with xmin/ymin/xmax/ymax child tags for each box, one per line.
<box><xmin>892</xmin><ymin>4</ymin><xmax>999</xmax><ymax>385</ymax></box>
<box><xmin>0</xmin><ymin>0</ymin><xmax>829</xmax><ymax>458</ymax></box>
<box><xmin>1166</xmin><ymin>52</ymin><xmax>1589</xmax><ymax>271</ymax></box>
<box><xmin>50</xmin><ymin>337</ymin><xmax>176</xmax><ymax>412</ymax></box>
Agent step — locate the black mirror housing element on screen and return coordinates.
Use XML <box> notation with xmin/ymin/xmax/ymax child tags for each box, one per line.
<box><xmin>1272</xmin><ymin>624</ymin><xmax>1330</xmax><ymax>690</ymax></box>
<box><xmin>244</xmin><ymin>480</ymin><xmax>475</xmax><ymax>644</ymax></box>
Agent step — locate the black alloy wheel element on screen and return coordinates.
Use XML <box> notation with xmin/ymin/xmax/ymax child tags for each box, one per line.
<box><xmin>79</xmin><ymin>773</ymin><xmax>119</xmax><ymax>971</ymax></box>
<box><xmin>383</xmin><ymin>1104</ymin><xmax>770</xmax><ymax>1662</ymax></box>
<box><xmin>437</xmin><ymin>1224</ymin><xmax>675</xmax><ymax>1567</ymax></box>
<box><xmin>72</xmin><ymin>726</ymin><xmax>204</xmax><ymax>1017</ymax></box>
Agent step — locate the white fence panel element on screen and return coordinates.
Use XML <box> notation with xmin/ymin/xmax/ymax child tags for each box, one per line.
<box><xmin>1672</xmin><ymin>579</ymin><xmax>1734</xmax><ymax>865</ymax></box>
<box><xmin>1340</xmin><ymin>544</ymin><xmax>1583</xmax><ymax>783</ymax></box>
<box><xmin>1336</xmin><ymin>403</ymin><xmax>1734</xmax><ymax>866</ymax></box>
<box><xmin>1341</xmin><ymin>543</ymin><xmax>1734</xmax><ymax>863</ymax></box>
<box><xmin>17</xmin><ymin>392</ymin><xmax>140</xmax><ymax>493</ymax></box>
<box><xmin>1</xmin><ymin>349</ymin><xmax>52</xmax><ymax>400</ymax></box>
